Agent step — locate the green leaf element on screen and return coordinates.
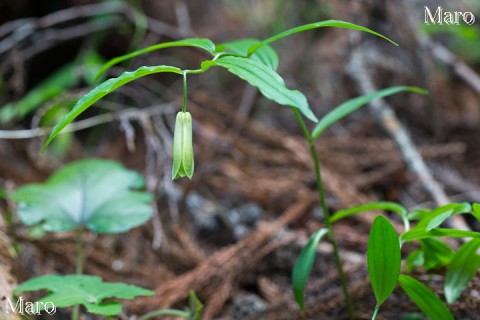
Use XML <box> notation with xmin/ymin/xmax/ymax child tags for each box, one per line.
<box><xmin>14</xmin><ymin>275</ymin><xmax>154</xmax><ymax>316</ymax></box>
<box><xmin>204</xmin><ymin>56</ymin><xmax>318</xmax><ymax>122</ymax></box>
<box><xmin>407</xmin><ymin>209</ymin><xmax>430</xmax><ymax>221</ymax></box>
<box><xmin>398</xmin><ymin>275</ymin><xmax>454</xmax><ymax>320</ymax></box>
<box><xmin>413</xmin><ymin>203</ymin><xmax>472</xmax><ymax>232</ymax></box>
<box><xmin>188</xmin><ymin>290</ymin><xmax>204</xmax><ymax>320</ymax></box>
<box><xmin>420</xmin><ymin>238</ymin><xmax>453</xmax><ymax>271</ymax></box>
<box><xmin>292</xmin><ymin>228</ymin><xmax>328</xmax><ymax>310</ymax></box>
<box><xmin>471</xmin><ymin>203</ymin><xmax>480</xmax><ymax>221</ymax></box>
<box><xmin>330</xmin><ymin>201</ymin><xmax>407</xmax><ymax>223</ymax></box>
<box><xmin>217</xmin><ymin>39</ymin><xmax>279</xmax><ymax>70</ymax></box>
<box><xmin>13</xmin><ymin>159</ymin><xmax>153</xmax><ymax>233</ymax></box>
<box><xmin>368</xmin><ymin>215</ymin><xmax>401</xmax><ymax>305</ymax></box>
<box><xmin>0</xmin><ymin>63</ymin><xmax>79</xmax><ymax>123</ymax></box>
<box><xmin>311</xmin><ymin>86</ymin><xmax>428</xmax><ymax>140</ymax></box>
<box><xmin>401</xmin><ymin>228</ymin><xmax>480</xmax><ymax>242</ymax></box>
<box><xmin>404</xmin><ymin>249</ymin><xmax>424</xmax><ymax>273</ymax></box>
<box><xmin>43</xmin><ymin>65</ymin><xmax>183</xmax><ymax>152</ymax></box>
<box><xmin>248</xmin><ymin>20</ymin><xmax>399</xmax><ymax>55</ymax></box>
<box><xmin>96</xmin><ymin>38</ymin><xmax>216</xmax><ymax>79</ymax></box>
<box><xmin>445</xmin><ymin>239</ymin><xmax>480</xmax><ymax>303</ymax></box>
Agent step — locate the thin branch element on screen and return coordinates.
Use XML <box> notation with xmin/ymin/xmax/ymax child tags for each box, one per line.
<box><xmin>429</xmin><ymin>42</ymin><xmax>480</xmax><ymax>96</ymax></box>
<box><xmin>0</xmin><ymin>104</ymin><xmax>175</xmax><ymax>139</ymax></box>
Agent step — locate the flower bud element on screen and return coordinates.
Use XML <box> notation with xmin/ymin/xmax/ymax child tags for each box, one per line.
<box><xmin>172</xmin><ymin>111</ymin><xmax>194</xmax><ymax>180</ymax></box>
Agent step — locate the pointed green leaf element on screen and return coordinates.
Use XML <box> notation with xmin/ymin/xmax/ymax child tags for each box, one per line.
<box><xmin>15</xmin><ymin>275</ymin><xmax>154</xmax><ymax>316</ymax></box>
<box><xmin>311</xmin><ymin>86</ymin><xmax>428</xmax><ymax>140</ymax></box>
<box><xmin>401</xmin><ymin>228</ymin><xmax>480</xmax><ymax>242</ymax></box>
<box><xmin>398</xmin><ymin>275</ymin><xmax>454</xmax><ymax>320</ymax></box>
<box><xmin>368</xmin><ymin>215</ymin><xmax>401</xmax><ymax>305</ymax></box>
<box><xmin>188</xmin><ymin>290</ymin><xmax>204</xmax><ymax>320</ymax></box>
<box><xmin>292</xmin><ymin>228</ymin><xmax>328</xmax><ymax>310</ymax></box>
<box><xmin>471</xmin><ymin>203</ymin><xmax>480</xmax><ymax>221</ymax></box>
<box><xmin>204</xmin><ymin>56</ymin><xmax>318</xmax><ymax>122</ymax></box>
<box><xmin>217</xmin><ymin>39</ymin><xmax>279</xmax><ymax>70</ymax></box>
<box><xmin>330</xmin><ymin>201</ymin><xmax>406</xmax><ymax>223</ymax></box>
<box><xmin>420</xmin><ymin>238</ymin><xmax>453</xmax><ymax>271</ymax></box>
<box><xmin>43</xmin><ymin>65</ymin><xmax>183</xmax><ymax>152</ymax></box>
<box><xmin>248</xmin><ymin>20</ymin><xmax>399</xmax><ymax>55</ymax></box>
<box><xmin>445</xmin><ymin>239</ymin><xmax>480</xmax><ymax>303</ymax></box>
<box><xmin>0</xmin><ymin>63</ymin><xmax>79</xmax><ymax>123</ymax></box>
<box><xmin>96</xmin><ymin>38</ymin><xmax>216</xmax><ymax>79</ymax></box>
<box><xmin>13</xmin><ymin>159</ymin><xmax>153</xmax><ymax>233</ymax></box>
<box><xmin>415</xmin><ymin>203</ymin><xmax>472</xmax><ymax>232</ymax></box>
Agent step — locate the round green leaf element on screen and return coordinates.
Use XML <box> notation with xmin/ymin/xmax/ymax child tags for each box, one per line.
<box><xmin>14</xmin><ymin>275</ymin><xmax>154</xmax><ymax>316</ymax></box>
<box><xmin>13</xmin><ymin>159</ymin><xmax>153</xmax><ymax>233</ymax></box>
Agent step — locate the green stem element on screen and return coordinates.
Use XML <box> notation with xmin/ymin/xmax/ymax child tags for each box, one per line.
<box><xmin>73</xmin><ymin>229</ymin><xmax>84</xmax><ymax>320</ymax></box>
<box><xmin>182</xmin><ymin>71</ymin><xmax>188</xmax><ymax>113</ymax></box>
<box><xmin>371</xmin><ymin>304</ymin><xmax>380</xmax><ymax>320</ymax></box>
<box><xmin>76</xmin><ymin>228</ymin><xmax>84</xmax><ymax>274</ymax></box>
<box><xmin>137</xmin><ymin>309</ymin><xmax>191</xmax><ymax>320</ymax></box>
<box><xmin>291</xmin><ymin>108</ymin><xmax>354</xmax><ymax>319</ymax></box>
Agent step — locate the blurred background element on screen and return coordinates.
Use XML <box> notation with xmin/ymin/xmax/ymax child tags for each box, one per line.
<box><xmin>0</xmin><ymin>0</ymin><xmax>479</xmax><ymax>319</ymax></box>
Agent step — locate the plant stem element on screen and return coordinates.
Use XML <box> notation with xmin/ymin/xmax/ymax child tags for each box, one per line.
<box><xmin>73</xmin><ymin>228</ymin><xmax>84</xmax><ymax>320</ymax></box>
<box><xmin>137</xmin><ymin>309</ymin><xmax>191</xmax><ymax>320</ymax></box>
<box><xmin>182</xmin><ymin>71</ymin><xmax>188</xmax><ymax>113</ymax></box>
<box><xmin>291</xmin><ymin>108</ymin><xmax>354</xmax><ymax>319</ymax></box>
<box><xmin>371</xmin><ymin>304</ymin><xmax>380</xmax><ymax>320</ymax></box>
<box><xmin>76</xmin><ymin>228</ymin><xmax>84</xmax><ymax>274</ymax></box>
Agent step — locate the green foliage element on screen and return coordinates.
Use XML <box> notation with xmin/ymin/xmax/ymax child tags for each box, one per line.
<box><xmin>311</xmin><ymin>87</ymin><xmax>428</xmax><ymax>140</ymax></box>
<box><xmin>329</xmin><ymin>201</ymin><xmax>407</xmax><ymax>226</ymax></box>
<box><xmin>216</xmin><ymin>39</ymin><xmax>279</xmax><ymax>70</ymax></box>
<box><xmin>172</xmin><ymin>111</ymin><xmax>194</xmax><ymax>180</ymax></box>
<box><xmin>0</xmin><ymin>63</ymin><xmax>79</xmax><ymax>123</ymax></box>
<box><xmin>409</xmin><ymin>203</ymin><xmax>472</xmax><ymax>232</ymax></box>
<box><xmin>471</xmin><ymin>203</ymin><xmax>480</xmax><ymax>220</ymax></box>
<box><xmin>43</xmin><ymin>65</ymin><xmax>183</xmax><ymax>151</ymax></box>
<box><xmin>0</xmin><ymin>51</ymin><xmax>104</xmax><ymax>124</ymax></box>
<box><xmin>203</xmin><ymin>56</ymin><xmax>318</xmax><ymax>122</ymax></box>
<box><xmin>13</xmin><ymin>159</ymin><xmax>153</xmax><ymax>233</ymax></box>
<box><xmin>14</xmin><ymin>275</ymin><xmax>154</xmax><ymax>316</ymax></box>
<box><xmin>291</xmin><ymin>228</ymin><xmax>328</xmax><ymax>311</ymax></box>
<box><xmin>404</xmin><ymin>249</ymin><xmax>424</xmax><ymax>273</ymax></box>
<box><xmin>249</xmin><ymin>19</ymin><xmax>398</xmax><ymax>55</ymax></box>
<box><xmin>44</xmin><ymin>19</ymin><xmax>399</xmax><ymax>153</ymax></box>
<box><xmin>445</xmin><ymin>239</ymin><xmax>480</xmax><ymax>303</ymax></box>
<box><xmin>401</xmin><ymin>228</ymin><xmax>480</xmax><ymax>242</ymax></box>
<box><xmin>420</xmin><ymin>238</ymin><xmax>453</xmax><ymax>271</ymax></box>
<box><xmin>422</xmin><ymin>24</ymin><xmax>480</xmax><ymax>63</ymax></box>
<box><xmin>188</xmin><ymin>290</ymin><xmax>204</xmax><ymax>320</ymax></box>
<box><xmin>136</xmin><ymin>291</ymin><xmax>203</xmax><ymax>320</ymax></box>
<box><xmin>34</xmin><ymin>19</ymin><xmax>454</xmax><ymax>319</ymax></box>
<box><xmin>367</xmin><ymin>216</ymin><xmax>401</xmax><ymax>306</ymax></box>
<box><xmin>95</xmin><ymin>38</ymin><xmax>216</xmax><ymax>79</ymax></box>
<box><xmin>398</xmin><ymin>275</ymin><xmax>454</xmax><ymax>320</ymax></box>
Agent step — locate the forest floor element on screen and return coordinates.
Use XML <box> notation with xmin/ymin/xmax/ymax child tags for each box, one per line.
<box><xmin>1</xmin><ymin>0</ymin><xmax>480</xmax><ymax>319</ymax></box>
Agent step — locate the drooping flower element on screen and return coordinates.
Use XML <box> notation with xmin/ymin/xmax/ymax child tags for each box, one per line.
<box><xmin>172</xmin><ymin>111</ymin><xmax>194</xmax><ymax>180</ymax></box>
